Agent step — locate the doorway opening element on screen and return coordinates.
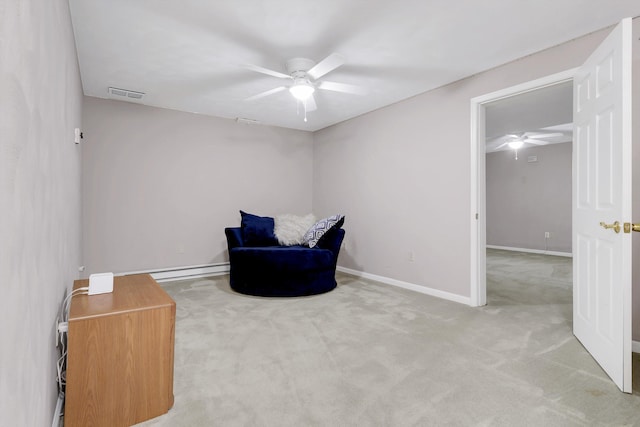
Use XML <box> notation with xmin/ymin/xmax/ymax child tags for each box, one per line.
<box><xmin>469</xmin><ymin>68</ymin><xmax>577</xmax><ymax>307</ymax></box>
<box><xmin>484</xmin><ymin>80</ymin><xmax>573</xmax><ymax>306</ymax></box>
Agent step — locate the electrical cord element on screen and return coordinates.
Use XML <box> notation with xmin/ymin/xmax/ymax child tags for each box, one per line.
<box><xmin>56</xmin><ymin>287</ymin><xmax>89</xmax><ymax>392</ymax></box>
<box><xmin>62</xmin><ymin>286</ymin><xmax>89</xmax><ymax>322</ymax></box>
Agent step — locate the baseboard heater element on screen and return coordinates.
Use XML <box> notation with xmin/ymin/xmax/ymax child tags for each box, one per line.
<box><xmin>121</xmin><ymin>263</ymin><xmax>230</xmax><ymax>282</ymax></box>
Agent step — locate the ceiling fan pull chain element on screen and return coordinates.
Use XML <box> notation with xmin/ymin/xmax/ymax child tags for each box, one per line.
<box><xmin>304</xmin><ymin>100</ymin><xmax>308</xmax><ymax>122</ymax></box>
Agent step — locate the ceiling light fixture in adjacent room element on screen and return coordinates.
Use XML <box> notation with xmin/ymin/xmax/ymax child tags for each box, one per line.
<box><xmin>508</xmin><ymin>140</ymin><xmax>524</xmax><ymax>149</ymax></box>
<box><xmin>508</xmin><ymin>139</ymin><xmax>524</xmax><ymax>160</ymax></box>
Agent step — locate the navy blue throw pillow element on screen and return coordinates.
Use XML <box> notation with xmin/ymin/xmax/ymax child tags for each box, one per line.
<box><xmin>240</xmin><ymin>210</ymin><xmax>278</xmax><ymax>246</ymax></box>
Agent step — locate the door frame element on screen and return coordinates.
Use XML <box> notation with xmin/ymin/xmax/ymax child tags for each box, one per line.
<box><xmin>469</xmin><ymin>68</ymin><xmax>578</xmax><ymax>307</ymax></box>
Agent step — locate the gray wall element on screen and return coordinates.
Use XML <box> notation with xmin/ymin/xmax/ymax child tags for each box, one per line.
<box><xmin>81</xmin><ymin>97</ymin><xmax>314</xmax><ymax>274</ymax></box>
<box><xmin>313</xmin><ymin>28</ymin><xmax>611</xmax><ymax>300</ymax></box>
<box><xmin>486</xmin><ymin>143</ymin><xmax>572</xmax><ymax>253</ymax></box>
<box><xmin>314</xmin><ymin>20</ymin><xmax>640</xmax><ymax>339</ymax></box>
<box><xmin>0</xmin><ymin>1</ymin><xmax>83</xmax><ymax>425</ymax></box>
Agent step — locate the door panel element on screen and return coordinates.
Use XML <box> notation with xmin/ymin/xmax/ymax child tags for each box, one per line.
<box><xmin>573</xmin><ymin>18</ymin><xmax>632</xmax><ymax>393</ymax></box>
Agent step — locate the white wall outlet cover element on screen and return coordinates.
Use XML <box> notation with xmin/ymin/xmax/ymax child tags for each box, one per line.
<box><xmin>89</xmin><ymin>272</ymin><xmax>114</xmax><ymax>295</ymax></box>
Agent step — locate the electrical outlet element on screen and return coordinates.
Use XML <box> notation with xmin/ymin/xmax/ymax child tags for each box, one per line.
<box><xmin>177</xmin><ymin>244</ymin><xmax>185</xmax><ymax>254</ymax></box>
<box><xmin>545</xmin><ymin>232</ymin><xmax>551</xmax><ymax>239</ymax></box>
<box><xmin>409</xmin><ymin>251</ymin><xmax>415</xmax><ymax>262</ymax></box>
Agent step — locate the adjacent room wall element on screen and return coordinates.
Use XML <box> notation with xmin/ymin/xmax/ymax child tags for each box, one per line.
<box><xmin>0</xmin><ymin>1</ymin><xmax>83</xmax><ymax>425</ymax></box>
<box><xmin>486</xmin><ymin>143</ymin><xmax>572</xmax><ymax>253</ymax></box>
<box><xmin>313</xmin><ymin>28</ymin><xmax>612</xmax><ymax>301</ymax></box>
<box><xmin>82</xmin><ymin>97</ymin><xmax>314</xmax><ymax>274</ymax></box>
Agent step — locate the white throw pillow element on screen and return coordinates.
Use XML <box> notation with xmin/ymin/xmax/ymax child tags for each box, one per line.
<box><xmin>274</xmin><ymin>213</ymin><xmax>317</xmax><ymax>246</ymax></box>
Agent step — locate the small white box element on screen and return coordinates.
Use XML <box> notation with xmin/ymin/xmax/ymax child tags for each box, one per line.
<box><xmin>89</xmin><ymin>272</ymin><xmax>114</xmax><ymax>295</ymax></box>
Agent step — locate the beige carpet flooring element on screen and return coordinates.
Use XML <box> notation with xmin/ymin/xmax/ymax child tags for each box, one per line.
<box><xmin>137</xmin><ymin>249</ymin><xmax>640</xmax><ymax>426</ymax></box>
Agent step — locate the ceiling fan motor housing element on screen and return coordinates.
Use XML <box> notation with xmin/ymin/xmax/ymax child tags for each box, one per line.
<box><xmin>286</xmin><ymin>58</ymin><xmax>316</xmax><ymax>75</ymax></box>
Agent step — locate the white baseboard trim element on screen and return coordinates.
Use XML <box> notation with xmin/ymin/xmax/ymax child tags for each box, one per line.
<box><xmin>337</xmin><ymin>266</ymin><xmax>471</xmax><ymax>306</ymax></box>
<box><xmin>119</xmin><ymin>262</ymin><xmax>230</xmax><ymax>282</ymax></box>
<box><xmin>633</xmin><ymin>340</ymin><xmax>640</xmax><ymax>354</ymax></box>
<box><xmin>486</xmin><ymin>245</ymin><xmax>572</xmax><ymax>258</ymax></box>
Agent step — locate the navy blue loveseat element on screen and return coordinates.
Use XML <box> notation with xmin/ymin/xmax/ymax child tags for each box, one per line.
<box><xmin>225</xmin><ymin>220</ymin><xmax>345</xmax><ymax>297</ymax></box>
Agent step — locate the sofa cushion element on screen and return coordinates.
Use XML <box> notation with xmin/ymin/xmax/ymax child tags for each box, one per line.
<box><xmin>230</xmin><ymin>246</ymin><xmax>334</xmax><ymax>273</ymax></box>
<box><xmin>303</xmin><ymin>214</ymin><xmax>345</xmax><ymax>248</ymax></box>
<box><xmin>240</xmin><ymin>210</ymin><xmax>278</xmax><ymax>246</ymax></box>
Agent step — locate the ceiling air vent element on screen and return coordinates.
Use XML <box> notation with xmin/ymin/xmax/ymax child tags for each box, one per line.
<box><xmin>108</xmin><ymin>87</ymin><xmax>145</xmax><ymax>101</ymax></box>
<box><xmin>235</xmin><ymin>117</ymin><xmax>261</xmax><ymax>125</ymax></box>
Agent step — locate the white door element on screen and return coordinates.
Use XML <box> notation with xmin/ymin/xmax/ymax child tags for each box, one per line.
<box><xmin>573</xmin><ymin>18</ymin><xmax>632</xmax><ymax>393</ymax></box>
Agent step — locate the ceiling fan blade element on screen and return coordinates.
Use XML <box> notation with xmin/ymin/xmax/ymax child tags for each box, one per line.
<box><xmin>525</xmin><ymin>132</ymin><xmax>564</xmax><ymax>139</ymax></box>
<box><xmin>241</xmin><ymin>64</ymin><xmax>291</xmax><ymax>79</ymax></box>
<box><xmin>485</xmin><ymin>135</ymin><xmax>508</xmax><ymax>144</ymax></box>
<box><xmin>318</xmin><ymin>80</ymin><xmax>367</xmax><ymax>95</ymax></box>
<box><xmin>307</xmin><ymin>53</ymin><xmax>345</xmax><ymax>80</ymax></box>
<box><xmin>245</xmin><ymin>86</ymin><xmax>287</xmax><ymax>101</ymax></box>
<box><xmin>524</xmin><ymin>138</ymin><xmax>547</xmax><ymax>145</ymax></box>
<box><xmin>495</xmin><ymin>142</ymin><xmax>510</xmax><ymax>149</ymax></box>
<box><xmin>305</xmin><ymin>94</ymin><xmax>317</xmax><ymax>112</ymax></box>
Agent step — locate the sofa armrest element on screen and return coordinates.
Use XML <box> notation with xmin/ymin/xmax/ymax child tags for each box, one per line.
<box><xmin>225</xmin><ymin>227</ymin><xmax>244</xmax><ymax>252</ymax></box>
<box><xmin>315</xmin><ymin>228</ymin><xmax>345</xmax><ymax>264</ymax></box>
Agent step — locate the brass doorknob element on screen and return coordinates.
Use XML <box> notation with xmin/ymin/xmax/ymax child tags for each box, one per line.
<box><xmin>600</xmin><ymin>221</ymin><xmax>621</xmax><ymax>233</ymax></box>
<box><xmin>624</xmin><ymin>222</ymin><xmax>640</xmax><ymax>233</ymax></box>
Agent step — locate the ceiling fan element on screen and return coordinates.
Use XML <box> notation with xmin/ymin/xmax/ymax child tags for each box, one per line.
<box><xmin>487</xmin><ymin>130</ymin><xmax>567</xmax><ymax>159</ymax></box>
<box><xmin>242</xmin><ymin>53</ymin><xmax>366</xmax><ymax>121</ymax></box>
<box><xmin>492</xmin><ymin>131</ymin><xmax>565</xmax><ymax>151</ymax></box>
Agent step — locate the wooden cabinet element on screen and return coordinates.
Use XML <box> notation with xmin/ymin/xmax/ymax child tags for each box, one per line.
<box><xmin>65</xmin><ymin>274</ymin><xmax>175</xmax><ymax>427</ymax></box>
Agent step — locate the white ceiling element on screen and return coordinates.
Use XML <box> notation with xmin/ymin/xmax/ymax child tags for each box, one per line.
<box><xmin>68</xmin><ymin>1</ymin><xmax>640</xmax><ymax>132</ymax></box>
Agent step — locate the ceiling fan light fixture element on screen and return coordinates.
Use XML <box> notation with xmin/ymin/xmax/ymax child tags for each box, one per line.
<box><xmin>289</xmin><ymin>81</ymin><xmax>315</xmax><ymax>101</ymax></box>
<box><xmin>508</xmin><ymin>140</ymin><xmax>524</xmax><ymax>149</ymax></box>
